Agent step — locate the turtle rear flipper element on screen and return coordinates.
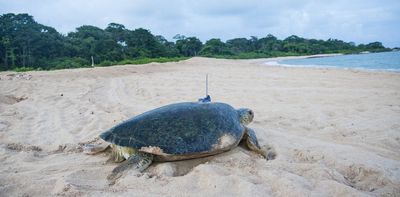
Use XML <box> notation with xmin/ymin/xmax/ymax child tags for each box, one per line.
<box><xmin>107</xmin><ymin>152</ymin><xmax>153</xmax><ymax>185</ymax></box>
<box><xmin>244</xmin><ymin>127</ymin><xmax>276</xmax><ymax>160</ymax></box>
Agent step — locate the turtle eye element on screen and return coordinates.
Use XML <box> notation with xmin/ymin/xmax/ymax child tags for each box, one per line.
<box><xmin>249</xmin><ymin>110</ymin><xmax>253</xmax><ymax>116</ymax></box>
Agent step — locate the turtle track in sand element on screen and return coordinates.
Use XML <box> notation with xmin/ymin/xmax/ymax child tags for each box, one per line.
<box><xmin>0</xmin><ymin>95</ymin><xmax>27</xmax><ymax>105</ymax></box>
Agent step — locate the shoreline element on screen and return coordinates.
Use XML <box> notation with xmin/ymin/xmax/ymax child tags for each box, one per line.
<box><xmin>0</xmin><ymin>53</ymin><xmax>360</xmax><ymax>74</ymax></box>
<box><xmin>261</xmin><ymin>52</ymin><xmax>400</xmax><ymax>73</ymax></box>
<box><xmin>2</xmin><ymin>52</ymin><xmax>398</xmax><ymax>75</ymax></box>
<box><xmin>0</xmin><ymin>56</ymin><xmax>399</xmax><ymax>88</ymax></box>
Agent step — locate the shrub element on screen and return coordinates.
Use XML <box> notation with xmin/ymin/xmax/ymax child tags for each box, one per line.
<box><xmin>98</xmin><ymin>60</ymin><xmax>116</xmax><ymax>67</ymax></box>
<box><xmin>14</xmin><ymin>67</ymin><xmax>36</xmax><ymax>72</ymax></box>
<box><xmin>49</xmin><ymin>57</ymin><xmax>90</xmax><ymax>69</ymax></box>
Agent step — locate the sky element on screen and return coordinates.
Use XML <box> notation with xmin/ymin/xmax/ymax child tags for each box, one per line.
<box><xmin>1</xmin><ymin>0</ymin><xmax>399</xmax><ymax>47</ymax></box>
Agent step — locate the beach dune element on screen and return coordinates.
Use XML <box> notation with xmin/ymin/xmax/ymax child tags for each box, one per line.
<box><xmin>0</xmin><ymin>57</ymin><xmax>399</xmax><ymax>196</ymax></box>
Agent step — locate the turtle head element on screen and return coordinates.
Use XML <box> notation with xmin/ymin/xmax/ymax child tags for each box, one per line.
<box><xmin>237</xmin><ymin>108</ymin><xmax>254</xmax><ymax>125</ymax></box>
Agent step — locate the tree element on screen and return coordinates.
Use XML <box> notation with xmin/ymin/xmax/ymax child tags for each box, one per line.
<box><xmin>249</xmin><ymin>36</ymin><xmax>260</xmax><ymax>51</ymax></box>
<box><xmin>200</xmin><ymin>38</ymin><xmax>232</xmax><ymax>56</ymax></box>
<box><xmin>257</xmin><ymin>34</ymin><xmax>282</xmax><ymax>52</ymax></box>
<box><xmin>365</xmin><ymin>42</ymin><xmax>384</xmax><ymax>50</ymax></box>
<box><xmin>175</xmin><ymin>37</ymin><xmax>203</xmax><ymax>56</ymax></box>
<box><xmin>173</xmin><ymin>34</ymin><xmax>186</xmax><ymax>41</ymax></box>
<box><xmin>67</xmin><ymin>25</ymin><xmax>123</xmax><ymax>63</ymax></box>
<box><xmin>125</xmin><ymin>28</ymin><xmax>166</xmax><ymax>58</ymax></box>
<box><xmin>155</xmin><ymin>35</ymin><xmax>179</xmax><ymax>57</ymax></box>
<box><xmin>226</xmin><ymin>38</ymin><xmax>252</xmax><ymax>54</ymax></box>
<box><xmin>0</xmin><ymin>13</ymin><xmax>65</xmax><ymax>69</ymax></box>
<box><xmin>105</xmin><ymin>23</ymin><xmax>128</xmax><ymax>45</ymax></box>
<box><xmin>0</xmin><ymin>37</ymin><xmax>15</xmax><ymax>70</ymax></box>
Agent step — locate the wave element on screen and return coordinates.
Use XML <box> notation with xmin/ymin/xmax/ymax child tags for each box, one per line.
<box><xmin>264</xmin><ymin>60</ymin><xmax>400</xmax><ymax>73</ymax></box>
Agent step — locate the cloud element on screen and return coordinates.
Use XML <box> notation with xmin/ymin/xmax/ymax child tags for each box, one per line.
<box><xmin>0</xmin><ymin>0</ymin><xmax>399</xmax><ymax>47</ymax></box>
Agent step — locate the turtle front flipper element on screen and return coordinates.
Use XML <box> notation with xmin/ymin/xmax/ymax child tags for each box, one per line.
<box><xmin>244</xmin><ymin>127</ymin><xmax>276</xmax><ymax>160</ymax></box>
<box><xmin>107</xmin><ymin>152</ymin><xmax>153</xmax><ymax>185</ymax></box>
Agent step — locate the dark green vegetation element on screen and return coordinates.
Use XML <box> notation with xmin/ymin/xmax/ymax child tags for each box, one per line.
<box><xmin>0</xmin><ymin>13</ymin><xmax>391</xmax><ymax>71</ymax></box>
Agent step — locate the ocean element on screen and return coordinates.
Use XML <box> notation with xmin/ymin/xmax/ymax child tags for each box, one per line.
<box><xmin>270</xmin><ymin>51</ymin><xmax>400</xmax><ymax>72</ymax></box>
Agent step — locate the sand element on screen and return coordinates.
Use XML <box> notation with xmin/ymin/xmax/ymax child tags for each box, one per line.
<box><xmin>0</xmin><ymin>57</ymin><xmax>399</xmax><ymax>196</ymax></box>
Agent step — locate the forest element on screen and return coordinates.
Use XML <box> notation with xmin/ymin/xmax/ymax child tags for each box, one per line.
<box><xmin>0</xmin><ymin>13</ymin><xmax>391</xmax><ymax>71</ymax></box>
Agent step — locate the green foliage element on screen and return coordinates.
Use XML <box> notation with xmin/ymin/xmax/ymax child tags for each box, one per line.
<box><xmin>226</xmin><ymin>38</ymin><xmax>253</xmax><ymax>54</ymax></box>
<box><xmin>208</xmin><ymin>51</ymin><xmax>299</xmax><ymax>59</ymax></box>
<box><xmin>48</xmin><ymin>57</ymin><xmax>90</xmax><ymax>69</ymax></box>
<box><xmin>98</xmin><ymin>60</ymin><xmax>115</xmax><ymax>67</ymax></box>
<box><xmin>117</xmin><ymin>57</ymin><xmax>188</xmax><ymax>65</ymax></box>
<box><xmin>204</xmin><ymin>35</ymin><xmax>390</xmax><ymax>59</ymax></box>
<box><xmin>0</xmin><ymin>13</ymin><xmax>65</xmax><ymax>70</ymax></box>
<box><xmin>175</xmin><ymin>37</ymin><xmax>202</xmax><ymax>56</ymax></box>
<box><xmin>125</xmin><ymin>28</ymin><xmax>168</xmax><ymax>58</ymax></box>
<box><xmin>14</xmin><ymin>67</ymin><xmax>36</xmax><ymax>72</ymax></box>
<box><xmin>200</xmin><ymin>39</ymin><xmax>233</xmax><ymax>56</ymax></box>
<box><xmin>0</xmin><ymin>13</ymin><xmax>391</xmax><ymax>71</ymax></box>
<box><xmin>96</xmin><ymin>57</ymin><xmax>188</xmax><ymax>67</ymax></box>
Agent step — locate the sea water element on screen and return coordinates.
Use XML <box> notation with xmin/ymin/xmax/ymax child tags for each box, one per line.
<box><xmin>272</xmin><ymin>51</ymin><xmax>400</xmax><ymax>72</ymax></box>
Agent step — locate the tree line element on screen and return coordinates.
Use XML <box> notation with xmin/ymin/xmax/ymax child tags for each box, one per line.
<box><xmin>0</xmin><ymin>13</ymin><xmax>390</xmax><ymax>71</ymax></box>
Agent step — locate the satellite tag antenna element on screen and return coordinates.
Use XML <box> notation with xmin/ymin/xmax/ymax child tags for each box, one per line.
<box><xmin>198</xmin><ymin>74</ymin><xmax>211</xmax><ymax>102</ymax></box>
<box><xmin>206</xmin><ymin>74</ymin><xmax>208</xmax><ymax>97</ymax></box>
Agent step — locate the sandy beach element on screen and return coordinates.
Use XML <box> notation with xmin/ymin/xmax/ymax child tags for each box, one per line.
<box><xmin>1</xmin><ymin>57</ymin><xmax>399</xmax><ymax>196</ymax></box>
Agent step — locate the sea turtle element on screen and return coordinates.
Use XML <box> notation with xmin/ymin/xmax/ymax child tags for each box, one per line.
<box><xmin>84</xmin><ymin>102</ymin><xmax>275</xmax><ymax>182</ymax></box>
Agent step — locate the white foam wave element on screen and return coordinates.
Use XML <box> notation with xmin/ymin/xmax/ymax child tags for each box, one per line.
<box><xmin>264</xmin><ymin>61</ymin><xmax>400</xmax><ymax>73</ymax></box>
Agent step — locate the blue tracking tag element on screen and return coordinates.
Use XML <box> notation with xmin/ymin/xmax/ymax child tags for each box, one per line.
<box><xmin>198</xmin><ymin>95</ymin><xmax>211</xmax><ymax>102</ymax></box>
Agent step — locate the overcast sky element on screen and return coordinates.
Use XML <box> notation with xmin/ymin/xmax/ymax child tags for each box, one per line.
<box><xmin>1</xmin><ymin>0</ymin><xmax>399</xmax><ymax>47</ymax></box>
